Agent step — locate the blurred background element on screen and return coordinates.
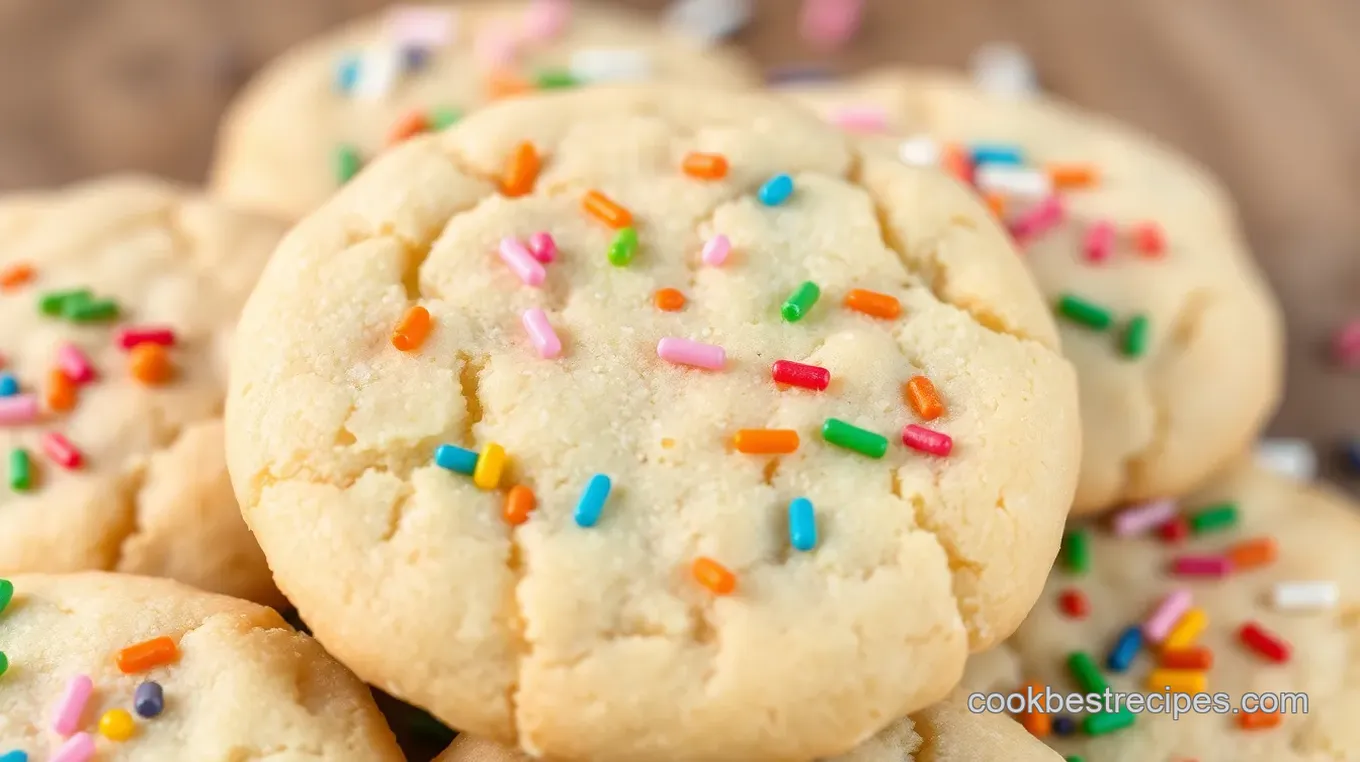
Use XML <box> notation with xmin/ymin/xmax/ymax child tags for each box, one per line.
<box><xmin>0</xmin><ymin>0</ymin><xmax>1356</xmax><ymax>491</ymax></box>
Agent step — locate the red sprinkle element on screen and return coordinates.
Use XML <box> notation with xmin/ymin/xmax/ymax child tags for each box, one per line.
<box><xmin>116</xmin><ymin>326</ymin><xmax>177</xmax><ymax>350</ymax></box>
<box><xmin>41</xmin><ymin>432</ymin><xmax>82</xmax><ymax>470</ymax></box>
<box><xmin>1160</xmin><ymin>646</ymin><xmax>1213</xmax><ymax>670</ymax></box>
<box><xmin>771</xmin><ymin>360</ymin><xmax>830</xmax><ymax>391</ymax></box>
<box><xmin>1132</xmin><ymin>221</ymin><xmax>1165</xmax><ymax>256</ymax></box>
<box><xmin>1332</xmin><ymin>320</ymin><xmax>1360</xmax><ymax>368</ymax></box>
<box><xmin>1171</xmin><ymin>554</ymin><xmax>1232</xmax><ymax>577</ymax></box>
<box><xmin>901</xmin><ymin>424</ymin><xmax>952</xmax><ymax>456</ymax></box>
<box><xmin>1058</xmin><ymin>588</ymin><xmax>1089</xmax><ymax>619</ymax></box>
<box><xmin>1159</xmin><ymin>516</ymin><xmax>1189</xmax><ymax>544</ymax></box>
<box><xmin>1239</xmin><ymin>621</ymin><xmax>1290</xmax><ymax>663</ymax></box>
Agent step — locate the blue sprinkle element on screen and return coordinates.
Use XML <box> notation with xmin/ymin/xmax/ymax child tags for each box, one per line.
<box><xmin>574</xmin><ymin>474</ymin><xmax>611</xmax><ymax>528</ymax></box>
<box><xmin>757</xmin><ymin>174</ymin><xmax>794</xmax><ymax>206</ymax></box>
<box><xmin>401</xmin><ymin>46</ymin><xmax>431</xmax><ymax>73</ymax></box>
<box><xmin>334</xmin><ymin>54</ymin><xmax>361</xmax><ymax>93</ymax></box>
<box><xmin>1106</xmin><ymin>625</ymin><xmax>1143</xmax><ymax>672</ymax></box>
<box><xmin>970</xmin><ymin>143</ymin><xmax>1024</xmax><ymax>166</ymax></box>
<box><xmin>1342</xmin><ymin>439</ymin><xmax>1360</xmax><ymax>474</ymax></box>
<box><xmin>134</xmin><ymin>680</ymin><xmax>164</xmax><ymax>718</ymax></box>
<box><xmin>0</xmin><ymin>751</ymin><xmax>29</xmax><ymax>762</ymax></box>
<box><xmin>434</xmin><ymin>444</ymin><xmax>479</xmax><ymax>475</ymax></box>
<box><xmin>789</xmin><ymin>497</ymin><xmax>817</xmax><ymax>551</ymax></box>
<box><xmin>1051</xmin><ymin>715</ymin><xmax>1076</xmax><ymax>736</ymax></box>
<box><xmin>0</xmin><ymin>374</ymin><xmax>17</xmax><ymax>397</ymax></box>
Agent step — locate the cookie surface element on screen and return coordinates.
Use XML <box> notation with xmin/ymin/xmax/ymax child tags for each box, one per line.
<box><xmin>0</xmin><ymin>572</ymin><xmax>404</xmax><ymax>760</ymax></box>
<box><xmin>0</xmin><ymin>176</ymin><xmax>284</xmax><ymax>606</ymax></box>
<box><xmin>225</xmin><ymin>85</ymin><xmax>1080</xmax><ymax>762</ymax></box>
<box><xmin>994</xmin><ymin>463</ymin><xmax>1360</xmax><ymax>759</ymax></box>
<box><xmin>211</xmin><ymin>0</ymin><xmax>759</xmax><ymax>220</ymax></box>
<box><xmin>783</xmin><ymin>70</ymin><xmax>1284</xmax><ymax>514</ymax></box>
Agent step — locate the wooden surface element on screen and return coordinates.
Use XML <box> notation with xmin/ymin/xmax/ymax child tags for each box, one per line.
<box><xmin>1</xmin><ymin>0</ymin><xmax>1357</xmax><ymax>485</ymax></box>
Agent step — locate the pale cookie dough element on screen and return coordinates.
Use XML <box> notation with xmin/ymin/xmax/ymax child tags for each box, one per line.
<box><xmin>224</xmin><ymin>86</ymin><xmax>1081</xmax><ymax>762</ymax></box>
<box><xmin>782</xmin><ymin>69</ymin><xmax>1284</xmax><ymax>514</ymax></box>
<box><xmin>0</xmin><ymin>572</ymin><xmax>404</xmax><ymax>760</ymax></box>
<box><xmin>211</xmin><ymin>0</ymin><xmax>759</xmax><ymax>220</ymax></box>
<box><xmin>435</xmin><ymin>693</ymin><xmax>1063</xmax><ymax>762</ymax></box>
<box><xmin>0</xmin><ymin>176</ymin><xmax>285</xmax><ymax>606</ymax></box>
<box><xmin>995</xmin><ymin>463</ymin><xmax>1360</xmax><ymax>760</ymax></box>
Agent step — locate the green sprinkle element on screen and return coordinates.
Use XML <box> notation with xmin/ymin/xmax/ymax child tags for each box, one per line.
<box><xmin>335</xmin><ymin>144</ymin><xmax>362</xmax><ymax>184</ymax></box>
<box><xmin>1189</xmin><ymin>502</ymin><xmax>1238</xmax><ymax>534</ymax></box>
<box><xmin>820</xmin><ymin>418</ymin><xmax>888</xmax><ymax>459</ymax></box>
<box><xmin>428</xmin><ymin>107</ymin><xmax>462</xmax><ymax>132</ymax></box>
<box><xmin>65</xmin><ymin>298</ymin><xmax>119</xmax><ymax>323</ymax></box>
<box><xmin>0</xmin><ymin>651</ymin><xmax>7</xmax><ymax>678</ymax></box>
<box><xmin>1061</xmin><ymin>529</ymin><xmax>1090</xmax><ymax>574</ymax></box>
<box><xmin>1065</xmin><ymin>757</ymin><xmax>1085</xmax><ymax>762</ymax></box>
<box><xmin>1121</xmin><ymin>314</ymin><xmax>1150</xmax><ymax>357</ymax></box>
<box><xmin>1066</xmin><ymin>650</ymin><xmax>1108</xmax><ymax>694</ymax></box>
<box><xmin>1056</xmin><ymin>294</ymin><xmax>1113</xmax><ymax>330</ymax></box>
<box><xmin>8</xmin><ymin>449</ymin><xmax>30</xmax><ymax>492</ymax></box>
<box><xmin>535</xmin><ymin>69</ymin><xmax>577</xmax><ymax>89</ymax></box>
<box><xmin>0</xmin><ymin>578</ymin><xmax>12</xmax><ymax>614</ymax></box>
<box><xmin>607</xmin><ymin>227</ymin><xmax>638</xmax><ymax>266</ymax></box>
<box><xmin>781</xmin><ymin>281</ymin><xmax>821</xmax><ymax>322</ymax></box>
<box><xmin>1082</xmin><ymin>708</ymin><xmax>1135</xmax><ymax>736</ymax></box>
<box><xmin>38</xmin><ymin>289</ymin><xmax>90</xmax><ymax>317</ymax></box>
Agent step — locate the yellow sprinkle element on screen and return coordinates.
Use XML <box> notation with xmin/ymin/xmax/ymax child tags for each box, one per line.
<box><xmin>99</xmin><ymin>708</ymin><xmax>136</xmax><ymax>741</ymax></box>
<box><xmin>473</xmin><ymin>443</ymin><xmax>506</xmax><ymax>490</ymax></box>
<box><xmin>1163</xmin><ymin>607</ymin><xmax>1208</xmax><ymax>650</ymax></box>
<box><xmin>1146</xmin><ymin>668</ymin><xmax>1207</xmax><ymax>694</ymax></box>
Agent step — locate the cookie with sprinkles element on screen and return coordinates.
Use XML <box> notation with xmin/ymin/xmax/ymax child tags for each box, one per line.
<box><xmin>0</xmin><ymin>176</ymin><xmax>285</xmax><ymax>606</ymax></box>
<box><xmin>983</xmin><ymin>462</ymin><xmax>1360</xmax><ymax>760</ymax></box>
<box><xmin>210</xmin><ymin>0</ymin><xmax>759</xmax><ymax>220</ymax></box>
<box><xmin>781</xmin><ymin>69</ymin><xmax>1285</xmax><ymax>515</ymax></box>
<box><xmin>0</xmin><ymin>572</ymin><xmax>404</xmax><ymax>760</ymax></box>
<box><xmin>434</xmin><ymin>692</ymin><xmax>1064</xmax><ymax>762</ymax></box>
<box><xmin>224</xmin><ymin>85</ymin><xmax>1081</xmax><ymax>762</ymax></box>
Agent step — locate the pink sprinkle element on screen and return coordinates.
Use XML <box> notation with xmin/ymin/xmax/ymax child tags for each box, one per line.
<box><xmin>51</xmin><ymin>733</ymin><xmax>95</xmax><ymax>762</ymax></box>
<box><xmin>1172</xmin><ymin>554</ymin><xmax>1233</xmax><ymax>578</ymax></box>
<box><xmin>657</xmin><ymin>337</ymin><xmax>725</xmax><ymax>370</ymax></box>
<box><xmin>475</xmin><ymin>22</ymin><xmax>522</xmax><ymax>67</ymax></box>
<box><xmin>799</xmin><ymin>0</ymin><xmax>864</xmax><ymax>50</ymax></box>
<box><xmin>830</xmin><ymin>105</ymin><xmax>888</xmax><ymax>134</ymax></box>
<box><xmin>901</xmin><ymin>424</ymin><xmax>952</xmax><ymax>456</ymax></box>
<box><xmin>1332</xmin><ymin>320</ymin><xmax>1360</xmax><ymax>368</ymax></box>
<box><xmin>1143</xmin><ymin>588</ymin><xmax>1192</xmax><ymax>643</ymax></box>
<box><xmin>56</xmin><ymin>343</ymin><xmax>96</xmax><ymax>384</ymax></box>
<box><xmin>385</xmin><ymin>6</ymin><xmax>457</xmax><ymax>48</ymax></box>
<box><xmin>0</xmin><ymin>394</ymin><xmax>39</xmax><ymax>426</ymax></box>
<box><xmin>498</xmin><ymin>237</ymin><xmax>546</xmax><ymax>287</ymax></box>
<box><xmin>52</xmin><ymin>674</ymin><xmax>93</xmax><ymax>736</ymax></box>
<box><xmin>523</xmin><ymin>0</ymin><xmax>571</xmax><ymax>40</ymax></box>
<box><xmin>116</xmin><ymin>326</ymin><xmax>177</xmax><ymax>350</ymax></box>
<box><xmin>1112</xmin><ymin>498</ymin><xmax>1178</xmax><ymax>537</ymax></box>
<box><xmin>701</xmin><ymin>234</ymin><xmax>731</xmax><ymax>267</ymax></box>
<box><xmin>41</xmin><ymin>432</ymin><xmax>82</xmax><ymax>470</ymax></box>
<box><xmin>1083</xmin><ymin>220</ymin><xmax>1117</xmax><ymax>263</ymax></box>
<box><xmin>527</xmin><ymin>232</ymin><xmax>557</xmax><ymax>263</ymax></box>
<box><xmin>1008</xmin><ymin>195</ymin><xmax>1065</xmax><ymax>244</ymax></box>
<box><xmin>521</xmin><ymin>308</ymin><xmax>562</xmax><ymax>359</ymax></box>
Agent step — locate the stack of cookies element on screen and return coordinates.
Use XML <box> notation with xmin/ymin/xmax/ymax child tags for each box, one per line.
<box><xmin>0</xmin><ymin>3</ymin><xmax>1348</xmax><ymax>762</ymax></box>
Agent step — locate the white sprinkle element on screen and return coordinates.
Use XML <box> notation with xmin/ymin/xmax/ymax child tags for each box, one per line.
<box><xmin>974</xmin><ymin>164</ymin><xmax>1052</xmax><ymax>198</ymax></box>
<box><xmin>1272</xmin><ymin>582</ymin><xmax>1339</xmax><ymax>611</ymax></box>
<box><xmin>352</xmin><ymin>48</ymin><xmax>402</xmax><ymax>101</ymax></box>
<box><xmin>898</xmin><ymin>135</ymin><xmax>941</xmax><ymax>167</ymax></box>
<box><xmin>1254</xmin><ymin>438</ymin><xmax>1317</xmax><ymax>482</ymax></box>
<box><xmin>385</xmin><ymin>6</ymin><xmax>458</xmax><ymax>48</ymax></box>
<box><xmin>970</xmin><ymin>42</ymin><xmax>1038</xmax><ymax>98</ymax></box>
<box><xmin>663</xmin><ymin>0</ymin><xmax>752</xmax><ymax>44</ymax></box>
<box><xmin>569</xmin><ymin>48</ymin><xmax>652</xmax><ymax>84</ymax></box>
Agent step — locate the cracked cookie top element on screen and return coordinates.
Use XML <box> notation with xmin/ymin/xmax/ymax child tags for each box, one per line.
<box><xmin>782</xmin><ymin>69</ymin><xmax>1285</xmax><ymax>515</ymax></box>
<box><xmin>0</xmin><ymin>572</ymin><xmax>404</xmax><ymax>760</ymax></box>
<box><xmin>211</xmin><ymin>0</ymin><xmax>759</xmax><ymax>220</ymax></box>
<box><xmin>0</xmin><ymin>176</ymin><xmax>284</xmax><ymax>606</ymax></box>
<box><xmin>225</xmin><ymin>86</ymin><xmax>1081</xmax><ymax>762</ymax></box>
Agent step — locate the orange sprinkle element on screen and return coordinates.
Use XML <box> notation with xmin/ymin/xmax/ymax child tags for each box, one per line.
<box><xmin>1019</xmin><ymin>681</ymin><xmax>1051</xmax><ymax>738</ymax></box>
<box><xmin>732</xmin><ymin>429</ymin><xmax>800</xmax><ymax>455</ymax></box>
<box><xmin>1047</xmin><ymin>163</ymin><xmax>1099</xmax><ymax>189</ymax></box>
<box><xmin>692</xmin><ymin>557</ymin><xmax>736</xmax><ymax>596</ymax></box>
<box><xmin>501</xmin><ymin>141</ymin><xmax>541</xmax><ymax>198</ymax></box>
<box><xmin>941</xmin><ymin>143</ymin><xmax>972</xmax><ymax>183</ymax></box>
<box><xmin>116</xmin><ymin>636</ymin><xmax>179</xmax><ymax>674</ymax></box>
<box><xmin>387</xmin><ymin>110</ymin><xmax>429</xmax><ymax>145</ymax></box>
<box><xmin>843</xmin><ymin>288</ymin><xmax>901</xmax><ymax>319</ymax></box>
<box><xmin>486</xmin><ymin>71</ymin><xmax>531</xmax><ymax>100</ymax></box>
<box><xmin>582</xmin><ymin>190</ymin><xmax>632</xmax><ymax>229</ymax></box>
<box><xmin>983</xmin><ymin>192</ymin><xmax>1006</xmax><ymax>219</ymax></box>
<box><xmin>1133</xmin><ymin>221</ymin><xmax>1166</xmax><ymax>257</ymax></box>
<box><xmin>905</xmin><ymin>376</ymin><xmax>945</xmax><ymax>421</ymax></box>
<box><xmin>1227</xmin><ymin>537</ymin><xmax>1277</xmax><ymax>570</ymax></box>
<box><xmin>392</xmin><ymin>306</ymin><xmax>432</xmax><ymax>352</ymax></box>
<box><xmin>45</xmin><ymin>369</ymin><xmax>77</xmax><ymax>412</ymax></box>
<box><xmin>653</xmin><ymin>288</ymin><xmax>686</xmax><ymax>312</ymax></box>
<box><xmin>129</xmin><ymin>344</ymin><xmax>172</xmax><ymax>385</ymax></box>
<box><xmin>0</xmin><ymin>262</ymin><xmax>34</xmax><ymax>290</ymax></box>
<box><xmin>660</xmin><ymin>438</ymin><xmax>675</xmax><ymax>449</ymax></box>
<box><xmin>1239</xmin><ymin>710</ymin><xmax>1281</xmax><ymax>730</ymax></box>
<box><xmin>681</xmin><ymin>152</ymin><xmax>728</xmax><ymax>180</ymax></box>
<box><xmin>503</xmin><ymin>485</ymin><xmax>536</xmax><ymax>526</ymax></box>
